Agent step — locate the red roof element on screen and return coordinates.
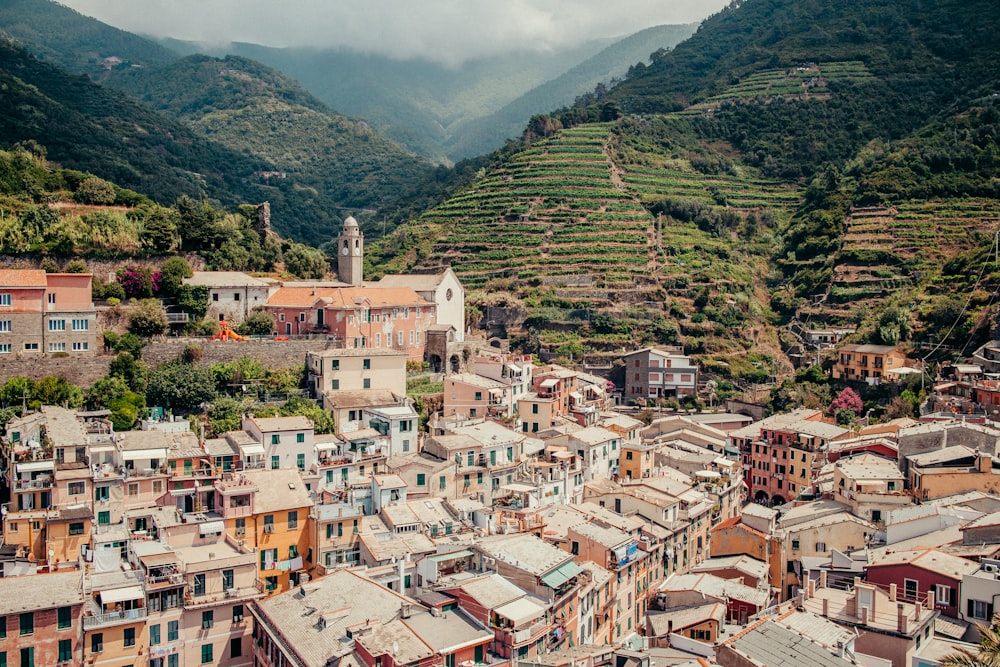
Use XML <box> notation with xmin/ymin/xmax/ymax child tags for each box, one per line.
<box><xmin>267</xmin><ymin>286</ymin><xmax>429</xmax><ymax>309</ymax></box>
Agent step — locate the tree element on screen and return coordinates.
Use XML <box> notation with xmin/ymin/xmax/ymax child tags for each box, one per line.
<box><xmin>830</xmin><ymin>387</ymin><xmax>863</xmax><ymax>416</ymax></box>
<box><xmin>114</xmin><ymin>333</ymin><xmax>145</xmax><ymax>359</ymax></box>
<box><xmin>30</xmin><ymin>376</ymin><xmax>83</xmax><ymax>410</ymax></box>
<box><xmin>237</xmin><ymin>310</ymin><xmax>275</xmax><ymax>336</ymax></box>
<box><xmin>284</xmin><ymin>243</ymin><xmax>328</xmax><ymax>279</ymax></box>
<box><xmin>146</xmin><ymin>362</ymin><xmax>218</xmax><ymax>414</ymax></box>
<box><xmin>86</xmin><ymin>375</ymin><xmax>129</xmax><ymax>410</ymax></box>
<box><xmin>0</xmin><ymin>376</ymin><xmax>34</xmax><ymax>410</ymax></box>
<box><xmin>158</xmin><ymin>257</ymin><xmax>192</xmax><ymax>298</ymax></box>
<box><xmin>74</xmin><ymin>176</ymin><xmax>116</xmax><ymax>205</ymax></box>
<box><xmin>940</xmin><ymin>612</ymin><xmax>1000</xmax><ymax>666</ymax></box>
<box><xmin>108</xmin><ymin>352</ymin><xmax>148</xmax><ymax>394</ymax></box>
<box><xmin>128</xmin><ymin>299</ymin><xmax>168</xmax><ymax>338</ymax></box>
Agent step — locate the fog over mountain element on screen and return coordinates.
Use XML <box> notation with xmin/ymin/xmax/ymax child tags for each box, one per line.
<box><xmin>58</xmin><ymin>0</ymin><xmax>729</xmax><ymax>67</ymax></box>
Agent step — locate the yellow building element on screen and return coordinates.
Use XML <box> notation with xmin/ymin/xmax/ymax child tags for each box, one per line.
<box><xmin>213</xmin><ymin>468</ymin><xmax>312</xmax><ymax>595</ymax></box>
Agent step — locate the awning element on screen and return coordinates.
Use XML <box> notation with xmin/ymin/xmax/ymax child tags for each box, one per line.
<box><xmin>241</xmin><ymin>444</ymin><xmax>265</xmax><ymax>456</ymax></box>
<box><xmin>586</xmin><ymin>385</ymin><xmax>604</xmax><ymax>395</ymax></box>
<box><xmin>123</xmin><ymin>448</ymin><xmax>167</xmax><ymax>461</ymax></box>
<box><xmin>540</xmin><ymin>560</ymin><xmax>582</xmax><ymax>588</ymax></box>
<box><xmin>495</xmin><ymin>597</ymin><xmax>546</xmax><ymax>627</ymax></box>
<box><xmin>569</xmin><ymin>391</ymin><xmax>583</xmax><ymax>401</ymax></box>
<box><xmin>539</xmin><ymin>379</ymin><xmax>558</xmax><ymax>389</ymax></box>
<box><xmin>508</xmin><ymin>364</ymin><xmax>521</xmax><ymax>373</ymax></box>
<box><xmin>99</xmin><ymin>585</ymin><xmax>145</xmax><ymax>604</ymax></box>
<box><xmin>198</xmin><ymin>520</ymin><xmax>225</xmax><ymax>535</ymax></box>
<box><xmin>886</xmin><ymin>367</ymin><xmax>921</xmax><ymax>375</ymax></box>
<box><xmin>314</xmin><ymin>441</ymin><xmax>342</xmax><ymax>451</ymax></box>
<box><xmin>89</xmin><ymin>445</ymin><xmax>116</xmax><ymax>454</ymax></box>
<box><xmin>15</xmin><ymin>460</ymin><xmax>54</xmax><ymax>473</ymax></box>
<box><xmin>489</xmin><ymin>388</ymin><xmax>504</xmax><ymax>396</ymax></box>
<box><xmin>168</xmin><ymin>488</ymin><xmax>196</xmax><ymax>497</ymax></box>
<box><xmin>428</xmin><ymin>549</ymin><xmax>473</xmax><ymax>562</ymax></box>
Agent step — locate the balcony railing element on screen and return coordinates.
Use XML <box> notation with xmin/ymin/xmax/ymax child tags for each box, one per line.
<box><xmin>83</xmin><ymin>606</ymin><xmax>147</xmax><ymax>630</ymax></box>
<box><xmin>14</xmin><ymin>478</ymin><xmax>52</xmax><ymax>490</ymax></box>
<box><xmin>183</xmin><ymin>580</ymin><xmax>264</xmax><ymax>608</ymax></box>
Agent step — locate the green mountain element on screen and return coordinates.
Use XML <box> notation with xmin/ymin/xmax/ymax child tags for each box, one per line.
<box><xmin>0</xmin><ymin>36</ymin><xmax>263</xmax><ymax>209</ymax></box>
<box><xmin>370</xmin><ymin>0</ymin><xmax>1000</xmax><ymax>378</ymax></box>
<box><xmin>108</xmin><ymin>54</ymin><xmax>432</xmax><ymax>245</ymax></box>
<box><xmin>444</xmin><ymin>24</ymin><xmax>698</xmax><ymax>159</ymax></box>
<box><xmin>166</xmin><ymin>38</ymin><xmax>617</xmax><ymax>164</ymax></box>
<box><xmin>0</xmin><ymin>0</ymin><xmax>177</xmax><ymax>78</ymax></box>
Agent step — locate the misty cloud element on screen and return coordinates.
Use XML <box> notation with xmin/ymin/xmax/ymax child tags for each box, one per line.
<box><xmin>60</xmin><ymin>0</ymin><xmax>729</xmax><ymax>67</ymax></box>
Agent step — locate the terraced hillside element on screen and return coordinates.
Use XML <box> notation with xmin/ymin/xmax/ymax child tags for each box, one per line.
<box><xmin>800</xmin><ymin>201</ymin><xmax>1000</xmax><ymax>323</ymax></box>
<box><xmin>415</xmin><ymin>125</ymin><xmax>656</xmax><ymax>301</ymax></box>
<box><xmin>371</xmin><ymin>122</ymin><xmax>802</xmax><ymax>366</ymax></box>
<box><xmin>678</xmin><ymin>61</ymin><xmax>874</xmax><ymax>116</ymax></box>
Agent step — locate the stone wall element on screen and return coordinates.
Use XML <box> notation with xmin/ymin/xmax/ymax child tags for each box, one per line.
<box><xmin>0</xmin><ymin>337</ymin><xmax>339</xmax><ymax>388</ymax></box>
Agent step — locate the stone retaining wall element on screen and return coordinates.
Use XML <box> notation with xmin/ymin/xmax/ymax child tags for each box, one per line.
<box><xmin>0</xmin><ymin>338</ymin><xmax>338</xmax><ymax>388</ymax></box>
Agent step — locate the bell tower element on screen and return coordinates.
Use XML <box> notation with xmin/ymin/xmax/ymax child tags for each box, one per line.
<box><xmin>337</xmin><ymin>215</ymin><xmax>363</xmax><ymax>286</ymax></box>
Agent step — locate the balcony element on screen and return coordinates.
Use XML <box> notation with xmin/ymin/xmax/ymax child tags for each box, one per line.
<box><xmin>183</xmin><ymin>580</ymin><xmax>264</xmax><ymax>609</ymax></box>
<box><xmin>500</xmin><ymin>619</ymin><xmax>550</xmax><ymax>646</ymax></box>
<box><xmin>13</xmin><ymin>477</ymin><xmax>52</xmax><ymax>490</ymax></box>
<box><xmin>83</xmin><ymin>605</ymin><xmax>147</xmax><ymax>630</ymax></box>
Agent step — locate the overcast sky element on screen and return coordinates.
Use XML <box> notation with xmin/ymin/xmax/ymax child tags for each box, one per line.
<box><xmin>60</xmin><ymin>0</ymin><xmax>729</xmax><ymax>67</ymax></box>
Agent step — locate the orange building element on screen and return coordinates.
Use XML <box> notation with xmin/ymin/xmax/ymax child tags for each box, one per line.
<box><xmin>213</xmin><ymin>468</ymin><xmax>312</xmax><ymax>595</ymax></box>
<box><xmin>832</xmin><ymin>343</ymin><xmax>910</xmax><ymax>383</ymax></box>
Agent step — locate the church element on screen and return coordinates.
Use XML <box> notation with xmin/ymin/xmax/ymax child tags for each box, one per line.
<box><xmin>260</xmin><ymin>216</ymin><xmax>466</xmax><ymax>365</ymax></box>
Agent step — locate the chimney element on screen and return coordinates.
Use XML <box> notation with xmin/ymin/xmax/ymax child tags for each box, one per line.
<box><xmin>889</xmin><ymin>583</ymin><xmax>897</xmax><ymax>602</ymax></box>
<box><xmin>861</xmin><ymin>607</ymin><xmax>869</xmax><ymax>625</ymax></box>
<box><xmin>808</xmin><ymin>578</ymin><xmax>816</xmax><ymax>598</ymax></box>
<box><xmin>835</xmin><ymin>641</ymin><xmax>845</xmax><ymax>658</ymax></box>
<box><xmin>819</xmin><ymin>570</ymin><xmax>828</xmax><ymax>589</ymax></box>
<box><xmin>897</xmin><ymin>603</ymin><xmax>907</xmax><ymax>634</ymax></box>
<box><xmin>822</xmin><ymin>597</ymin><xmax>829</xmax><ymax>617</ymax></box>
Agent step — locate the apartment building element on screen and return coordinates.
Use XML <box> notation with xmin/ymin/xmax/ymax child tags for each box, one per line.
<box><xmin>0</xmin><ymin>270</ymin><xmax>96</xmax><ymax>357</ymax></box>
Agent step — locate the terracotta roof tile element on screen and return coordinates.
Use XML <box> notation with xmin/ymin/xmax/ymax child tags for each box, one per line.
<box><xmin>0</xmin><ymin>269</ymin><xmax>47</xmax><ymax>288</ymax></box>
<box><xmin>267</xmin><ymin>286</ymin><xmax>430</xmax><ymax>308</ymax></box>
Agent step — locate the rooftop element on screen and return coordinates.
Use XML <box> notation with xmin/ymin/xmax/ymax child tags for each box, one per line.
<box><xmin>722</xmin><ymin>618</ymin><xmax>857</xmax><ymax>667</ymax></box>
<box><xmin>239</xmin><ymin>468</ymin><xmax>312</xmax><ymax>513</ymax></box>
<box><xmin>184</xmin><ymin>271</ymin><xmax>275</xmax><ymax>287</ymax></box>
<box><xmin>476</xmin><ymin>533</ymin><xmax>574</xmax><ymax>576</ymax></box>
<box><xmin>0</xmin><ymin>571</ymin><xmax>83</xmax><ymax>614</ymax></box>
<box><xmin>867</xmin><ymin>548</ymin><xmax>979</xmax><ymax>579</ymax></box>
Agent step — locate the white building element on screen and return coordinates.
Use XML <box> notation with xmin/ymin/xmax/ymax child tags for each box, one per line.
<box><xmin>375</xmin><ymin>267</ymin><xmax>466</xmax><ymax>342</ymax></box>
<box><xmin>182</xmin><ymin>271</ymin><xmax>278</xmax><ymax>323</ymax></box>
<box><xmin>363</xmin><ymin>404</ymin><xmax>420</xmax><ymax>457</ymax></box>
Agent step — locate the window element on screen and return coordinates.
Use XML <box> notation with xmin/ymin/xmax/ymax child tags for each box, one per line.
<box><xmin>888</xmin><ymin>481</ymin><xmax>896</xmax><ymax>491</ymax></box>
<box><xmin>91</xmin><ymin>633</ymin><xmax>103</xmax><ymax>653</ymax></box>
<box><xmin>48</xmin><ymin>342</ymin><xmax>66</xmax><ymax>352</ymax></box>
<box><xmin>296</xmin><ymin>453</ymin><xmax>305</xmax><ymax>471</ymax></box>
<box><xmin>58</xmin><ymin>639</ymin><xmax>72</xmax><ymax>662</ymax></box>
<box><xmin>363</xmin><ymin>378</ymin><xmax>371</xmax><ymax>389</ymax></box>
<box><xmin>202</xmin><ymin>610</ymin><xmax>214</xmax><ymax>629</ymax></box>
<box><xmin>97</xmin><ymin>511</ymin><xmax>110</xmax><ymax>525</ymax></box>
<box><xmin>815</xmin><ymin>541</ymin><xmax>827</xmax><ymax>553</ymax></box>
<box><xmin>439</xmin><ymin>475</ymin><xmax>447</xmax><ymax>490</ymax></box>
<box><xmin>230</xmin><ymin>637</ymin><xmax>243</xmax><ymax>658</ymax></box>
<box><xmin>201</xmin><ymin>644</ymin><xmax>213</xmax><ymax>664</ymax></box>
<box><xmin>270</xmin><ymin>455</ymin><xmax>279</xmax><ymax>470</ymax></box>
<box><xmin>532</xmin><ymin>404</ymin><xmax>539</xmax><ymax>414</ymax></box>
<box><xmin>233</xmin><ymin>604</ymin><xmax>244</xmax><ymax>623</ymax></box>
<box><xmin>222</xmin><ymin>569</ymin><xmax>234</xmax><ymax>591</ymax></box>
<box><xmin>233</xmin><ymin>292</ymin><xmax>240</xmax><ymax>301</ymax></box>
<box><xmin>299</xmin><ymin>312</ymin><xmax>306</xmax><ymax>322</ymax></box>
<box><xmin>23</xmin><ymin>343</ymin><xmax>37</xmax><ymax>351</ymax></box>
<box><xmin>194</xmin><ymin>573</ymin><xmax>205</xmax><ymax>596</ymax></box>
<box><xmin>936</xmin><ymin>584</ymin><xmax>953</xmax><ymax>606</ymax></box>
<box><xmin>398</xmin><ymin>331</ymin><xmax>404</xmax><ymax>346</ymax></box>
<box><xmin>19</xmin><ymin>613</ymin><xmax>32</xmax><ymax>636</ymax></box>
<box><xmin>58</xmin><ymin>606</ymin><xmax>72</xmax><ymax>629</ymax></box>
<box><xmin>235</xmin><ymin>518</ymin><xmax>246</xmax><ymax>537</ymax></box>
<box><xmin>271</xmin><ymin>434</ymin><xmax>280</xmax><ymax>445</ymax></box>
<box><xmin>124</xmin><ymin>627</ymin><xmax>136</xmax><ymax>647</ymax></box>
<box><xmin>72</xmin><ymin>342</ymin><xmax>88</xmax><ymax>351</ymax></box>
<box><xmin>18</xmin><ymin>648</ymin><xmax>31</xmax><ymax>667</ymax></box>
<box><xmin>416</xmin><ymin>473</ymin><xmax>426</xmax><ymax>486</ymax></box>
<box><xmin>904</xmin><ymin>578</ymin><xmax>919</xmax><ymax>599</ymax></box>
<box><xmin>168</xmin><ymin>656</ymin><xmax>178</xmax><ymax>667</ymax></box>
<box><xmin>289</xmin><ymin>545</ymin><xmax>298</xmax><ymax>559</ymax></box>
<box><xmin>264</xmin><ymin>515</ymin><xmax>274</xmax><ymax>533</ymax></box>
<box><xmin>331</xmin><ymin>379</ymin><xmax>340</xmax><ymax>390</ymax></box>
<box><xmin>48</xmin><ymin>293</ymin><xmax>56</xmax><ymax>305</ymax></box>
<box><xmin>68</xmin><ymin>481</ymin><xmax>84</xmax><ymax>495</ymax></box>
<box><xmin>71</xmin><ymin>319</ymin><xmax>89</xmax><ymax>331</ymax></box>
<box><xmin>871</xmin><ymin>510</ymin><xmax>882</xmax><ymax>522</ymax></box>
<box><xmin>0</xmin><ymin>615</ymin><xmax>5</xmax><ymax>638</ymax></box>
<box><xmin>970</xmin><ymin>599</ymin><xmax>993</xmax><ymax>620</ymax></box>
<box><xmin>296</xmin><ymin>432</ymin><xmax>306</xmax><ymax>444</ymax></box>
<box><xmin>265</xmin><ymin>576</ymin><xmax>278</xmax><ymax>592</ymax></box>
<box><xmin>48</xmin><ymin>319</ymin><xmax>66</xmax><ymax>331</ymax></box>
<box><xmin>168</xmin><ymin>620</ymin><xmax>179</xmax><ymax>641</ymax></box>
<box><xmin>0</xmin><ymin>321</ymin><xmax>9</xmax><ymax>332</ymax></box>
<box><xmin>791</xmin><ymin>538</ymin><xmax>800</xmax><ymax>550</ymax></box>
<box><xmin>0</xmin><ymin>294</ymin><xmax>9</xmax><ymax>305</ymax></box>
<box><xmin>150</xmin><ymin>624</ymin><xmax>160</xmax><ymax>646</ymax></box>
<box><xmin>288</xmin><ymin>511</ymin><xmax>298</xmax><ymax>529</ymax></box>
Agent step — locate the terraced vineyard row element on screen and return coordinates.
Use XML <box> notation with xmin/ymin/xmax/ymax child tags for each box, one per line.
<box><xmin>804</xmin><ymin>201</ymin><xmax>1000</xmax><ymax>323</ymax></box>
<box><xmin>415</xmin><ymin>125</ymin><xmax>656</xmax><ymax>300</ymax></box>
<box><xmin>679</xmin><ymin>61</ymin><xmax>874</xmax><ymax>114</ymax></box>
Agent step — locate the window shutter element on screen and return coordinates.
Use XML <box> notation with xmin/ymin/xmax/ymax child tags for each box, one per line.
<box><xmin>950</xmin><ymin>587</ymin><xmax>956</xmax><ymax>606</ymax></box>
<box><xmin>968</xmin><ymin>599</ymin><xmax>974</xmax><ymax>617</ymax></box>
<box><xmin>989</xmin><ymin>603</ymin><xmax>995</xmax><ymax>619</ymax></box>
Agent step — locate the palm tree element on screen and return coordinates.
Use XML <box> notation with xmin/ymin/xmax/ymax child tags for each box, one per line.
<box><xmin>940</xmin><ymin>613</ymin><xmax>1000</xmax><ymax>667</ymax></box>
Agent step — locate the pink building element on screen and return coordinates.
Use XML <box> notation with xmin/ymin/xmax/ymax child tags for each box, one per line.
<box><xmin>264</xmin><ymin>286</ymin><xmax>435</xmax><ymax>361</ymax></box>
<box><xmin>0</xmin><ymin>270</ymin><xmax>96</xmax><ymax>356</ymax></box>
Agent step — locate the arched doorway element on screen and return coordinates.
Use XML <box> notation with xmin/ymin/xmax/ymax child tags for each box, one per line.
<box><xmin>754</xmin><ymin>490</ymin><xmax>769</xmax><ymax>504</ymax></box>
<box><xmin>429</xmin><ymin>354</ymin><xmax>442</xmax><ymax>373</ymax></box>
<box><xmin>770</xmin><ymin>495</ymin><xmax>786</xmax><ymax>507</ymax></box>
<box><xmin>449</xmin><ymin>355</ymin><xmax>461</xmax><ymax>374</ymax></box>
